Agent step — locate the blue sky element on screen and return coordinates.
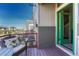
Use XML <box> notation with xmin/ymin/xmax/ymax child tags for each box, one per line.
<box><xmin>0</xmin><ymin>3</ymin><xmax>33</xmax><ymax>29</ymax></box>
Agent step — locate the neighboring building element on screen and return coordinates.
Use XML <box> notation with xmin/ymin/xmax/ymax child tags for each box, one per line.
<box><xmin>8</xmin><ymin>27</ymin><xmax>16</xmax><ymax>34</ymax></box>
<box><xmin>0</xmin><ymin>26</ymin><xmax>17</xmax><ymax>36</ymax></box>
<box><xmin>28</xmin><ymin>24</ymin><xmax>34</xmax><ymax>31</ymax></box>
<box><xmin>9</xmin><ymin>27</ymin><xmax>16</xmax><ymax>30</ymax></box>
<box><xmin>0</xmin><ymin>27</ymin><xmax>8</xmax><ymax>36</ymax></box>
<box><xmin>26</xmin><ymin>20</ymin><xmax>34</xmax><ymax>31</ymax></box>
<box><xmin>32</xmin><ymin>4</ymin><xmax>39</xmax><ymax>33</ymax></box>
<box><xmin>16</xmin><ymin>28</ymin><xmax>26</xmax><ymax>34</ymax></box>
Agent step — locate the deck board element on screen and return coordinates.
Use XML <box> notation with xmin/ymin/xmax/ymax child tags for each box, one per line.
<box><xmin>19</xmin><ymin>46</ymin><xmax>69</xmax><ymax>56</ymax></box>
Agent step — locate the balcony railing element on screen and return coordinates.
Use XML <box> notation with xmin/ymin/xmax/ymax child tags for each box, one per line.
<box><xmin>0</xmin><ymin>32</ymin><xmax>38</xmax><ymax>48</ymax></box>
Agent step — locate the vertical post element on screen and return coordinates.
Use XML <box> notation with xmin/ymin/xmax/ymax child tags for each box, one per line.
<box><xmin>73</xmin><ymin>3</ymin><xmax>78</xmax><ymax>55</ymax></box>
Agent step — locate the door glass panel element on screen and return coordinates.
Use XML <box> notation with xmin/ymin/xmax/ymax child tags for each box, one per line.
<box><xmin>57</xmin><ymin>4</ymin><xmax>73</xmax><ymax>51</ymax></box>
<box><xmin>62</xmin><ymin>4</ymin><xmax>73</xmax><ymax>50</ymax></box>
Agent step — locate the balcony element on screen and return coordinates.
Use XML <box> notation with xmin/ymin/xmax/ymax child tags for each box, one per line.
<box><xmin>0</xmin><ymin>32</ymin><xmax>37</xmax><ymax>56</ymax></box>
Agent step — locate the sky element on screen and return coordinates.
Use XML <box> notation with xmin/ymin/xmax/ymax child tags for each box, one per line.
<box><xmin>0</xmin><ymin>3</ymin><xmax>33</xmax><ymax>29</ymax></box>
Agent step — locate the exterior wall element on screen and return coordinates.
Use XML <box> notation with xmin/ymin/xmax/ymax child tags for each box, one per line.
<box><xmin>38</xmin><ymin>4</ymin><xmax>56</xmax><ymax>48</ymax></box>
<box><xmin>38</xmin><ymin>26</ymin><xmax>55</xmax><ymax>48</ymax></box>
<box><xmin>39</xmin><ymin>4</ymin><xmax>55</xmax><ymax>26</ymax></box>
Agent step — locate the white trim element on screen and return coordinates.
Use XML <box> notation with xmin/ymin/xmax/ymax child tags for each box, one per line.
<box><xmin>56</xmin><ymin>3</ymin><xmax>70</xmax><ymax>12</ymax></box>
<box><xmin>74</xmin><ymin>3</ymin><xmax>78</xmax><ymax>55</ymax></box>
<box><xmin>56</xmin><ymin>45</ymin><xmax>73</xmax><ymax>56</ymax></box>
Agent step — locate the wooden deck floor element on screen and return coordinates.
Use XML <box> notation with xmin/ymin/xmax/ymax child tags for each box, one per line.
<box><xmin>19</xmin><ymin>46</ymin><xmax>69</xmax><ymax>56</ymax></box>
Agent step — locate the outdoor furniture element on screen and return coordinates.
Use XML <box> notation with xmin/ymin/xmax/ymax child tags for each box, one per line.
<box><xmin>12</xmin><ymin>38</ymin><xmax>28</xmax><ymax>56</ymax></box>
<box><xmin>0</xmin><ymin>48</ymin><xmax>13</xmax><ymax>56</ymax></box>
<box><xmin>0</xmin><ymin>44</ymin><xmax>27</xmax><ymax>56</ymax></box>
<box><xmin>12</xmin><ymin>44</ymin><xmax>27</xmax><ymax>56</ymax></box>
<box><xmin>0</xmin><ymin>37</ymin><xmax>28</xmax><ymax>56</ymax></box>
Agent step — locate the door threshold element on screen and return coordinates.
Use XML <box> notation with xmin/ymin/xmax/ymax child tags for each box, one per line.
<box><xmin>56</xmin><ymin>45</ymin><xmax>74</xmax><ymax>56</ymax></box>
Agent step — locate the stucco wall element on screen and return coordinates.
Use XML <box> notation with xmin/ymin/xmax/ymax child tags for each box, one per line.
<box><xmin>38</xmin><ymin>26</ymin><xmax>55</xmax><ymax>48</ymax></box>
<box><xmin>39</xmin><ymin>4</ymin><xmax>55</xmax><ymax>26</ymax></box>
<box><xmin>38</xmin><ymin>4</ymin><xmax>56</xmax><ymax>48</ymax></box>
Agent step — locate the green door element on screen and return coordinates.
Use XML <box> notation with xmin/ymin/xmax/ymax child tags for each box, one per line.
<box><xmin>56</xmin><ymin>4</ymin><xmax>74</xmax><ymax>54</ymax></box>
<box><xmin>58</xmin><ymin>11</ymin><xmax>64</xmax><ymax>44</ymax></box>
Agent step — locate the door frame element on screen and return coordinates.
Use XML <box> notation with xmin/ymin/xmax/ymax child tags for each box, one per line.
<box><xmin>55</xmin><ymin>3</ymin><xmax>75</xmax><ymax>55</ymax></box>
